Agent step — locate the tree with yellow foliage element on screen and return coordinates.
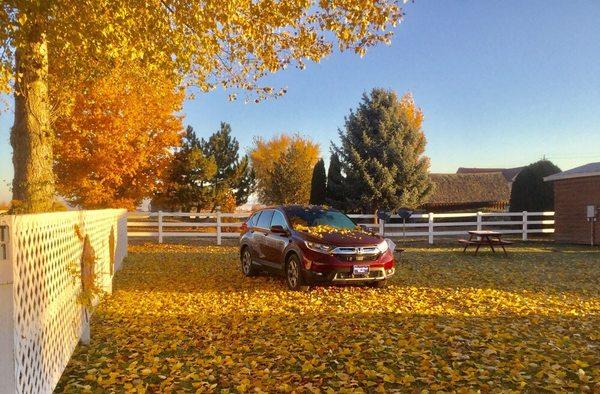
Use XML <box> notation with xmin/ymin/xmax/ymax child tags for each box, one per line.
<box><xmin>250</xmin><ymin>134</ymin><xmax>320</xmax><ymax>204</ymax></box>
<box><xmin>53</xmin><ymin>64</ymin><xmax>184</xmax><ymax>210</ymax></box>
<box><xmin>1</xmin><ymin>0</ymin><xmax>404</xmax><ymax>212</ymax></box>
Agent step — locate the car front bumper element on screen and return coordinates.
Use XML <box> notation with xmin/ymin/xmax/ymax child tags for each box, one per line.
<box><xmin>300</xmin><ymin>249</ymin><xmax>396</xmax><ymax>283</ymax></box>
<box><xmin>302</xmin><ymin>266</ymin><xmax>395</xmax><ymax>283</ymax></box>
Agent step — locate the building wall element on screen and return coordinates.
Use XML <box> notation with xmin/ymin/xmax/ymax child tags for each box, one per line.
<box><xmin>554</xmin><ymin>176</ymin><xmax>600</xmax><ymax>244</ymax></box>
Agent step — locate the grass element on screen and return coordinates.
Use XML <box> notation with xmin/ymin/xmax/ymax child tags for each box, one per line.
<box><xmin>56</xmin><ymin>242</ymin><xmax>600</xmax><ymax>392</ymax></box>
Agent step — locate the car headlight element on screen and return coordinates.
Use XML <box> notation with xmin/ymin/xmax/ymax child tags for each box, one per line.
<box><xmin>376</xmin><ymin>239</ymin><xmax>389</xmax><ymax>253</ymax></box>
<box><xmin>305</xmin><ymin>241</ymin><xmax>334</xmax><ymax>254</ymax></box>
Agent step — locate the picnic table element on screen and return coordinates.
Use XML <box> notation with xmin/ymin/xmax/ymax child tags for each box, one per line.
<box><xmin>458</xmin><ymin>230</ymin><xmax>513</xmax><ymax>255</ymax></box>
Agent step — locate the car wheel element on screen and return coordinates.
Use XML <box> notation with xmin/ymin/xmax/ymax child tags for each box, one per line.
<box><xmin>285</xmin><ymin>254</ymin><xmax>310</xmax><ymax>291</ymax></box>
<box><xmin>369</xmin><ymin>279</ymin><xmax>387</xmax><ymax>288</ymax></box>
<box><xmin>240</xmin><ymin>247</ymin><xmax>257</xmax><ymax>277</ymax></box>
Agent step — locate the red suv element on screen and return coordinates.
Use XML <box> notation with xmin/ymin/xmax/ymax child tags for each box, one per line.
<box><xmin>239</xmin><ymin>205</ymin><xmax>396</xmax><ymax>290</ymax></box>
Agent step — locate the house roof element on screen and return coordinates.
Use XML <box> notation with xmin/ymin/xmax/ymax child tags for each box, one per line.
<box><xmin>456</xmin><ymin>166</ymin><xmax>524</xmax><ymax>182</ymax></box>
<box><xmin>544</xmin><ymin>162</ymin><xmax>600</xmax><ymax>182</ymax></box>
<box><xmin>426</xmin><ymin>172</ymin><xmax>510</xmax><ymax>205</ymax></box>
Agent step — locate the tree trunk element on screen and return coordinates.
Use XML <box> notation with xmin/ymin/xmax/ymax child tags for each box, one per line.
<box><xmin>10</xmin><ymin>20</ymin><xmax>54</xmax><ymax>213</ymax></box>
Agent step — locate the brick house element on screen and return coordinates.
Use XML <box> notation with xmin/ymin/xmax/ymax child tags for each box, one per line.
<box><xmin>544</xmin><ymin>162</ymin><xmax>600</xmax><ymax>245</ymax></box>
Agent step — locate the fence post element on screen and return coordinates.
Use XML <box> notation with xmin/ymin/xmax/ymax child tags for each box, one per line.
<box><xmin>522</xmin><ymin>211</ymin><xmax>528</xmax><ymax>241</ymax></box>
<box><xmin>428</xmin><ymin>212</ymin><xmax>434</xmax><ymax>245</ymax></box>
<box><xmin>216</xmin><ymin>207</ymin><xmax>222</xmax><ymax>246</ymax></box>
<box><xmin>379</xmin><ymin>219</ymin><xmax>385</xmax><ymax>237</ymax></box>
<box><xmin>158</xmin><ymin>211</ymin><xmax>163</xmax><ymax>243</ymax></box>
<box><xmin>477</xmin><ymin>211</ymin><xmax>482</xmax><ymax>231</ymax></box>
<box><xmin>0</xmin><ymin>218</ymin><xmax>16</xmax><ymax>392</ymax></box>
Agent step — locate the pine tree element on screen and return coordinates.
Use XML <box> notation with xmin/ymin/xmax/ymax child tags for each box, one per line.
<box><xmin>155</xmin><ymin>127</ymin><xmax>216</xmax><ymax>211</ymax></box>
<box><xmin>333</xmin><ymin>89</ymin><xmax>432</xmax><ymax>212</ymax></box>
<box><xmin>201</xmin><ymin>122</ymin><xmax>254</xmax><ymax>207</ymax></box>
<box><xmin>201</xmin><ymin>123</ymin><xmax>239</xmax><ymax>182</ymax></box>
<box><xmin>231</xmin><ymin>157</ymin><xmax>256</xmax><ymax>206</ymax></box>
<box><xmin>309</xmin><ymin>159</ymin><xmax>327</xmax><ymax>205</ymax></box>
<box><xmin>326</xmin><ymin>153</ymin><xmax>346</xmax><ymax>209</ymax></box>
<box><xmin>510</xmin><ymin>160</ymin><xmax>561</xmax><ymax>212</ymax></box>
<box><xmin>184</xmin><ymin>125</ymin><xmax>201</xmax><ymax>150</ymax></box>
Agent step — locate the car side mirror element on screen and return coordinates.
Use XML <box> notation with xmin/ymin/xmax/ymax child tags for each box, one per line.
<box><xmin>270</xmin><ymin>225</ymin><xmax>288</xmax><ymax>235</ymax></box>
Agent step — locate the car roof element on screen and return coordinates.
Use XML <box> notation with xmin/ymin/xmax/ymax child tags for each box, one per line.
<box><xmin>277</xmin><ymin>204</ymin><xmax>340</xmax><ymax>212</ymax></box>
<box><xmin>251</xmin><ymin>205</ymin><xmax>342</xmax><ymax>217</ymax></box>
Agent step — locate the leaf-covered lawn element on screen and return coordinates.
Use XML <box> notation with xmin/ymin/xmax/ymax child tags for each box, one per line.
<box><xmin>57</xmin><ymin>243</ymin><xmax>600</xmax><ymax>392</ymax></box>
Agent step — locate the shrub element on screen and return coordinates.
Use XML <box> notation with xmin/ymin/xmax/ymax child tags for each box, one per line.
<box><xmin>509</xmin><ymin>160</ymin><xmax>561</xmax><ymax>212</ymax></box>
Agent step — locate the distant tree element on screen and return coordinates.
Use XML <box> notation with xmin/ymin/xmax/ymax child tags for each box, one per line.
<box><xmin>232</xmin><ymin>159</ymin><xmax>256</xmax><ymax>207</ymax></box>
<box><xmin>154</xmin><ymin>124</ymin><xmax>255</xmax><ymax>211</ymax></box>
<box><xmin>154</xmin><ymin>128</ymin><xmax>216</xmax><ymax>211</ymax></box>
<box><xmin>54</xmin><ymin>64</ymin><xmax>184</xmax><ymax>210</ymax></box>
<box><xmin>309</xmin><ymin>159</ymin><xmax>327</xmax><ymax>205</ymax></box>
<box><xmin>271</xmin><ymin>146</ymin><xmax>315</xmax><ymax>204</ymax></box>
<box><xmin>326</xmin><ymin>153</ymin><xmax>346</xmax><ymax>210</ymax></box>
<box><xmin>249</xmin><ymin>134</ymin><xmax>319</xmax><ymax>204</ymax></box>
<box><xmin>183</xmin><ymin>125</ymin><xmax>202</xmax><ymax>149</ymax></box>
<box><xmin>510</xmin><ymin>160</ymin><xmax>561</xmax><ymax>212</ymax></box>
<box><xmin>201</xmin><ymin>123</ymin><xmax>239</xmax><ymax>182</ymax></box>
<box><xmin>201</xmin><ymin>122</ymin><xmax>255</xmax><ymax>208</ymax></box>
<box><xmin>333</xmin><ymin>89</ymin><xmax>432</xmax><ymax>212</ymax></box>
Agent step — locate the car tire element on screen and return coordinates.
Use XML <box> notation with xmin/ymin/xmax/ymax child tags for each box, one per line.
<box><xmin>240</xmin><ymin>247</ymin><xmax>258</xmax><ymax>277</ymax></box>
<box><xmin>285</xmin><ymin>254</ymin><xmax>310</xmax><ymax>291</ymax></box>
<box><xmin>369</xmin><ymin>279</ymin><xmax>387</xmax><ymax>288</ymax></box>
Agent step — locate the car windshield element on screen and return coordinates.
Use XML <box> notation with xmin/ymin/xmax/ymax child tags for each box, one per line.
<box><xmin>284</xmin><ymin>206</ymin><xmax>357</xmax><ymax>230</ymax></box>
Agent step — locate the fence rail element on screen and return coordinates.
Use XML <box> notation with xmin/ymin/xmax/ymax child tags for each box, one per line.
<box><xmin>128</xmin><ymin>210</ymin><xmax>555</xmax><ymax>245</ymax></box>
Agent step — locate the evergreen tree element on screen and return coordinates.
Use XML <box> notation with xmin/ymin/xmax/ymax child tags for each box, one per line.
<box><xmin>155</xmin><ymin>127</ymin><xmax>216</xmax><ymax>211</ymax></box>
<box><xmin>231</xmin><ymin>157</ymin><xmax>256</xmax><ymax>206</ymax></box>
<box><xmin>510</xmin><ymin>160</ymin><xmax>561</xmax><ymax>212</ymax></box>
<box><xmin>201</xmin><ymin>122</ymin><xmax>255</xmax><ymax>207</ymax></box>
<box><xmin>333</xmin><ymin>89</ymin><xmax>432</xmax><ymax>212</ymax></box>
<box><xmin>326</xmin><ymin>153</ymin><xmax>346</xmax><ymax>210</ymax></box>
<box><xmin>184</xmin><ymin>125</ymin><xmax>201</xmax><ymax>150</ymax></box>
<box><xmin>201</xmin><ymin>123</ymin><xmax>239</xmax><ymax>182</ymax></box>
<box><xmin>309</xmin><ymin>159</ymin><xmax>327</xmax><ymax>205</ymax></box>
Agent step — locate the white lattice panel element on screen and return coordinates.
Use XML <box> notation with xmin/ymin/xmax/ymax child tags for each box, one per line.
<box><xmin>4</xmin><ymin>209</ymin><xmax>127</xmax><ymax>394</ymax></box>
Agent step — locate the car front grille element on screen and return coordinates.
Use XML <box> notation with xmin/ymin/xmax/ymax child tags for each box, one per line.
<box><xmin>334</xmin><ymin>253</ymin><xmax>379</xmax><ymax>262</ymax></box>
<box><xmin>332</xmin><ymin>246</ymin><xmax>380</xmax><ymax>262</ymax></box>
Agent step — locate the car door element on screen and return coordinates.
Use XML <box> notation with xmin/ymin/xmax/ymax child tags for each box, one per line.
<box><xmin>253</xmin><ymin>209</ymin><xmax>274</xmax><ymax>265</ymax></box>
<box><xmin>244</xmin><ymin>211</ymin><xmax>261</xmax><ymax>259</ymax></box>
<box><xmin>262</xmin><ymin>209</ymin><xmax>290</xmax><ymax>269</ymax></box>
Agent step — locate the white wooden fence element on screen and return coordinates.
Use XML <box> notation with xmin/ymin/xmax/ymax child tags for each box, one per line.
<box><xmin>128</xmin><ymin>210</ymin><xmax>555</xmax><ymax>245</ymax></box>
<box><xmin>0</xmin><ymin>209</ymin><xmax>128</xmax><ymax>393</ymax></box>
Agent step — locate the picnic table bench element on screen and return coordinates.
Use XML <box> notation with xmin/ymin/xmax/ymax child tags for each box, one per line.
<box><xmin>459</xmin><ymin>230</ymin><xmax>513</xmax><ymax>255</ymax></box>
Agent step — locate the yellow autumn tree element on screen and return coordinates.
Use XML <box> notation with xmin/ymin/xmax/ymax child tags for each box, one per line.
<box><xmin>53</xmin><ymin>64</ymin><xmax>184</xmax><ymax>210</ymax></box>
<box><xmin>1</xmin><ymin>0</ymin><xmax>404</xmax><ymax>213</ymax></box>
<box><xmin>249</xmin><ymin>134</ymin><xmax>320</xmax><ymax>204</ymax></box>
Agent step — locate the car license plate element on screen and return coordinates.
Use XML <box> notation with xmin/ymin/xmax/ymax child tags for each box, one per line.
<box><xmin>353</xmin><ymin>265</ymin><xmax>369</xmax><ymax>276</ymax></box>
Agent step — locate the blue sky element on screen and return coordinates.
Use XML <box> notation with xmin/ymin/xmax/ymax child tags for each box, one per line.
<box><xmin>2</xmin><ymin>0</ymin><xmax>600</xmax><ymax>203</ymax></box>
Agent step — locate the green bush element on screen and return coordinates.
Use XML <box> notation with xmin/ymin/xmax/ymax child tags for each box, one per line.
<box><xmin>509</xmin><ymin>160</ymin><xmax>561</xmax><ymax>212</ymax></box>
